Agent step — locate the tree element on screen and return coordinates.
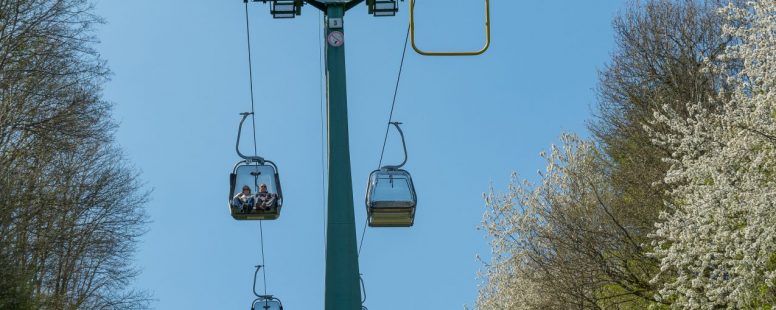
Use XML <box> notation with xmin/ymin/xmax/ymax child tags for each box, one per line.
<box><xmin>649</xmin><ymin>0</ymin><xmax>776</xmax><ymax>308</ymax></box>
<box><xmin>477</xmin><ymin>0</ymin><xmax>739</xmax><ymax>308</ymax></box>
<box><xmin>591</xmin><ymin>0</ymin><xmax>736</xmax><ymax>266</ymax></box>
<box><xmin>479</xmin><ymin>135</ymin><xmax>662</xmax><ymax>309</ymax></box>
<box><xmin>0</xmin><ymin>251</ymin><xmax>36</xmax><ymax>310</ymax></box>
<box><xmin>0</xmin><ymin>0</ymin><xmax>150</xmax><ymax>308</ymax></box>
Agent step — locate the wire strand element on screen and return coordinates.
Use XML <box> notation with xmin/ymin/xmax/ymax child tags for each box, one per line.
<box><xmin>259</xmin><ymin>221</ymin><xmax>267</xmax><ymax>295</ymax></box>
<box><xmin>244</xmin><ymin>2</ymin><xmax>258</xmax><ymax>156</ymax></box>
<box><xmin>359</xmin><ymin>23</ymin><xmax>412</xmax><ymax>257</ymax></box>
<box><xmin>377</xmin><ymin>24</ymin><xmax>411</xmax><ymax>169</ymax></box>
<box><xmin>318</xmin><ymin>9</ymin><xmax>327</xmax><ymax>256</ymax></box>
<box><xmin>358</xmin><ymin>217</ymin><xmax>368</xmax><ymax>256</ymax></box>
<box><xmin>244</xmin><ymin>2</ymin><xmax>268</xmax><ymax>296</ymax></box>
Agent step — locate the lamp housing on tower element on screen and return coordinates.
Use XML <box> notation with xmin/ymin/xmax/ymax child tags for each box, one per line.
<box><xmin>269</xmin><ymin>0</ymin><xmax>303</xmax><ymax>18</ymax></box>
<box><xmin>368</xmin><ymin>0</ymin><xmax>399</xmax><ymax>17</ymax></box>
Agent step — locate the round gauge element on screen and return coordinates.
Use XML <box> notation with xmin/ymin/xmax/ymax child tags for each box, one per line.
<box><xmin>327</xmin><ymin>31</ymin><xmax>344</xmax><ymax>47</ymax></box>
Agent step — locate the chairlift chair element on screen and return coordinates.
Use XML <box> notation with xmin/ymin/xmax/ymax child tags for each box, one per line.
<box><xmin>229</xmin><ymin>112</ymin><xmax>284</xmax><ymax>221</ymax></box>
<box><xmin>365</xmin><ymin>122</ymin><xmax>417</xmax><ymax>227</ymax></box>
<box><xmin>250</xmin><ymin>266</ymin><xmax>284</xmax><ymax>310</ymax></box>
<box><xmin>252</xmin><ymin>296</ymin><xmax>283</xmax><ymax>310</ymax></box>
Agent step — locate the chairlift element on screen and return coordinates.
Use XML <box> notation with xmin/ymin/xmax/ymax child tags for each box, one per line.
<box><xmin>365</xmin><ymin>122</ymin><xmax>417</xmax><ymax>227</ymax></box>
<box><xmin>252</xmin><ymin>296</ymin><xmax>283</xmax><ymax>310</ymax></box>
<box><xmin>229</xmin><ymin>112</ymin><xmax>284</xmax><ymax>221</ymax></box>
<box><xmin>251</xmin><ymin>266</ymin><xmax>284</xmax><ymax>310</ymax></box>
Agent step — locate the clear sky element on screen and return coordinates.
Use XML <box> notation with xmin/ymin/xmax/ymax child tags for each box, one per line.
<box><xmin>94</xmin><ymin>1</ymin><xmax>627</xmax><ymax>309</ymax></box>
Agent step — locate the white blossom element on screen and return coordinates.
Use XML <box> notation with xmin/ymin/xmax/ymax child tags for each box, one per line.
<box><xmin>650</xmin><ymin>1</ymin><xmax>776</xmax><ymax>308</ymax></box>
<box><xmin>477</xmin><ymin>135</ymin><xmax>629</xmax><ymax>309</ymax></box>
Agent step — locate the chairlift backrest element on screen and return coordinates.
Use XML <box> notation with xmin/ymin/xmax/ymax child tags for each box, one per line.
<box><xmin>367</xmin><ymin>169</ymin><xmax>416</xmax><ymax>207</ymax></box>
<box><xmin>252</xmin><ymin>298</ymin><xmax>283</xmax><ymax>310</ymax></box>
<box><xmin>232</xmin><ymin>164</ymin><xmax>281</xmax><ymax>197</ymax></box>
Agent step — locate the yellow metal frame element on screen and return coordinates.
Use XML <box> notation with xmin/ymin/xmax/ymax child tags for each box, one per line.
<box><xmin>409</xmin><ymin>0</ymin><xmax>491</xmax><ymax>56</ymax></box>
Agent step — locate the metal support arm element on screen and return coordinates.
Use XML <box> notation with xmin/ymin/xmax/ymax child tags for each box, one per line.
<box><xmin>381</xmin><ymin>122</ymin><xmax>408</xmax><ymax>170</ymax></box>
<box><xmin>246</xmin><ymin>0</ymin><xmax>366</xmax><ymax>13</ymax></box>
<box><xmin>236</xmin><ymin>112</ymin><xmax>265</xmax><ymax>163</ymax></box>
<box><xmin>303</xmin><ymin>0</ymin><xmax>366</xmax><ymax>12</ymax></box>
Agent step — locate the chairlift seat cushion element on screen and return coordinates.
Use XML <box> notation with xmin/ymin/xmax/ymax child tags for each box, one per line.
<box><xmin>369</xmin><ymin>209</ymin><xmax>414</xmax><ymax>227</ymax></box>
<box><xmin>232</xmin><ymin>207</ymin><xmax>281</xmax><ymax>221</ymax></box>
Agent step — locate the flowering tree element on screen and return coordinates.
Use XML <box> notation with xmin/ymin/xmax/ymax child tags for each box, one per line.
<box><xmin>477</xmin><ymin>1</ymin><xmax>735</xmax><ymax>308</ymax></box>
<box><xmin>478</xmin><ymin>135</ymin><xmax>660</xmax><ymax>309</ymax></box>
<box><xmin>650</xmin><ymin>0</ymin><xmax>776</xmax><ymax>308</ymax></box>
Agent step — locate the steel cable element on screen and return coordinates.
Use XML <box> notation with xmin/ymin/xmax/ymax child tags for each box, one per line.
<box><xmin>359</xmin><ymin>23</ymin><xmax>411</xmax><ymax>257</ymax></box>
<box><xmin>244</xmin><ymin>2</ymin><xmax>268</xmax><ymax>296</ymax></box>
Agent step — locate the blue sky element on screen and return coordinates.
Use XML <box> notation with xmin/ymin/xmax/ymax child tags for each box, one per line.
<box><xmin>94</xmin><ymin>1</ymin><xmax>626</xmax><ymax>309</ymax></box>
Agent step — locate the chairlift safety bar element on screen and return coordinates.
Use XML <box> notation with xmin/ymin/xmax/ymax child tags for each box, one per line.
<box><xmin>409</xmin><ymin>0</ymin><xmax>490</xmax><ymax>56</ymax></box>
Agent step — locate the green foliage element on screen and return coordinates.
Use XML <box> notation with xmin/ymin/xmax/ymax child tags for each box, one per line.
<box><xmin>596</xmin><ymin>281</ymin><xmax>663</xmax><ymax>309</ymax></box>
<box><xmin>767</xmin><ymin>253</ymin><xmax>776</xmax><ymax>271</ymax></box>
<box><xmin>0</xmin><ymin>253</ymin><xmax>37</xmax><ymax>310</ymax></box>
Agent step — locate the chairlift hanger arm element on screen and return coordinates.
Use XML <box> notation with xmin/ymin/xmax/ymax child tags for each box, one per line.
<box><xmin>253</xmin><ymin>265</ymin><xmax>263</xmax><ymax>297</ymax></box>
<box><xmin>236</xmin><ymin>112</ymin><xmax>265</xmax><ymax>163</ymax></box>
<box><xmin>409</xmin><ymin>0</ymin><xmax>491</xmax><ymax>56</ymax></box>
<box><xmin>381</xmin><ymin>122</ymin><xmax>408</xmax><ymax>170</ymax></box>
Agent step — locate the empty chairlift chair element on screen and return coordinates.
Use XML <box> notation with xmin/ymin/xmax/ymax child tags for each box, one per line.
<box><xmin>252</xmin><ymin>296</ymin><xmax>283</xmax><ymax>310</ymax></box>
<box><xmin>249</xmin><ymin>266</ymin><xmax>284</xmax><ymax>310</ymax></box>
<box><xmin>229</xmin><ymin>112</ymin><xmax>284</xmax><ymax>220</ymax></box>
<box><xmin>365</xmin><ymin>122</ymin><xmax>417</xmax><ymax>227</ymax></box>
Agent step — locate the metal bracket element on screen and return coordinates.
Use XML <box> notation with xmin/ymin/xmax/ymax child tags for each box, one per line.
<box><xmin>246</xmin><ymin>0</ymin><xmax>366</xmax><ymax>13</ymax></box>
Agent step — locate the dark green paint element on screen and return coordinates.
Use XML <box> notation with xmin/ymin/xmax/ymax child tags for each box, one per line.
<box><xmin>323</xmin><ymin>4</ymin><xmax>362</xmax><ymax>310</ymax></box>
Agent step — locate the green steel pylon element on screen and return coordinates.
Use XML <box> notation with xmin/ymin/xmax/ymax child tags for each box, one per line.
<box><xmin>321</xmin><ymin>4</ymin><xmax>362</xmax><ymax>310</ymax></box>
<box><xmin>247</xmin><ymin>1</ymin><xmax>401</xmax><ymax>308</ymax></box>
<box><xmin>246</xmin><ymin>0</ymin><xmax>488</xmax><ymax>307</ymax></box>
